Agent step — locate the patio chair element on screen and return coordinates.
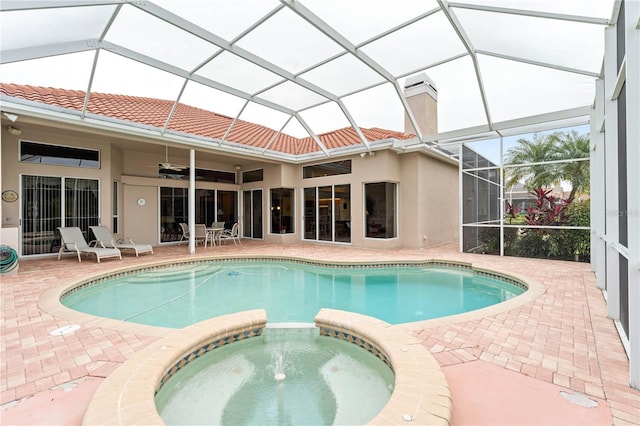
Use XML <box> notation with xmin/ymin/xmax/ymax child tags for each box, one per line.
<box><xmin>208</xmin><ymin>222</ymin><xmax>226</xmax><ymax>246</ymax></box>
<box><xmin>89</xmin><ymin>225</ymin><xmax>153</xmax><ymax>257</ymax></box>
<box><xmin>218</xmin><ymin>222</ymin><xmax>240</xmax><ymax>245</ymax></box>
<box><xmin>179</xmin><ymin>222</ymin><xmax>190</xmax><ymax>244</ymax></box>
<box><xmin>57</xmin><ymin>227</ymin><xmax>121</xmax><ymax>263</ymax></box>
<box><xmin>193</xmin><ymin>224</ymin><xmax>209</xmax><ymax>247</ymax></box>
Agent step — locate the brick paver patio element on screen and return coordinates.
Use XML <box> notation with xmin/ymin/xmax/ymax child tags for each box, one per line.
<box><xmin>1</xmin><ymin>241</ymin><xmax>638</xmax><ymax>425</ymax></box>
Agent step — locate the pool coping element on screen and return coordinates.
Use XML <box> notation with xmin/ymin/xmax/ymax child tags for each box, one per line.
<box><xmin>36</xmin><ymin>255</ymin><xmax>546</xmax><ymax>426</ymax></box>
<box><xmin>82</xmin><ymin>309</ymin><xmax>451</xmax><ymax>425</ymax></box>
<box><xmin>38</xmin><ymin>255</ymin><xmax>545</xmax><ymax>340</ymax></box>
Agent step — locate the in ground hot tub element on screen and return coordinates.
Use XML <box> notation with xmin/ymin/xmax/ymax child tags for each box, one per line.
<box><xmin>81</xmin><ymin>309</ymin><xmax>452</xmax><ymax>425</ymax></box>
<box><xmin>156</xmin><ymin>326</ymin><xmax>394</xmax><ymax>425</ymax></box>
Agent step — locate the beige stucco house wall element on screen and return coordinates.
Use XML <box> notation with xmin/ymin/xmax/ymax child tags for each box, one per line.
<box><xmin>1</xmin><ymin>115</ymin><xmax>458</xmax><ymax>256</ymax></box>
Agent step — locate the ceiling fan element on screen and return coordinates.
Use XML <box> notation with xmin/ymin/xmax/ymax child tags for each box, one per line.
<box><xmin>158</xmin><ymin>146</ymin><xmax>186</xmax><ymax>171</ymax></box>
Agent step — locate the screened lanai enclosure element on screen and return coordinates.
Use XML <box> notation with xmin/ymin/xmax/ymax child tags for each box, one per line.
<box><xmin>0</xmin><ymin>1</ymin><xmax>638</xmax><ymax>389</ymax></box>
<box><xmin>0</xmin><ymin>0</ymin><xmax>613</xmax><ymax>254</ymax></box>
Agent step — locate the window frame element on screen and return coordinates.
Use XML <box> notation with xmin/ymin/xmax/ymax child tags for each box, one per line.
<box><xmin>270</xmin><ymin>188</ymin><xmax>295</xmax><ymax>234</ymax></box>
<box><xmin>364</xmin><ymin>181</ymin><xmax>398</xmax><ymax>239</ymax></box>
<box><xmin>19</xmin><ymin>140</ymin><xmax>100</xmax><ymax>169</ymax></box>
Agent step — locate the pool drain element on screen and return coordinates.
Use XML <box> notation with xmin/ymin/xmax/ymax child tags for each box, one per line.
<box><xmin>559</xmin><ymin>391</ymin><xmax>599</xmax><ymax>408</ymax></box>
<box><xmin>50</xmin><ymin>325</ymin><xmax>81</xmax><ymax>336</ymax></box>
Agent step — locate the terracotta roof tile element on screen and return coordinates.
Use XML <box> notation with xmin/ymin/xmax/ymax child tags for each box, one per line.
<box><xmin>1</xmin><ymin>83</ymin><xmax>413</xmax><ymax>156</ymax></box>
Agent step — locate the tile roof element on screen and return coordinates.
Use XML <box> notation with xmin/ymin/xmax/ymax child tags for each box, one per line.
<box><xmin>1</xmin><ymin>83</ymin><xmax>414</xmax><ymax>156</ymax></box>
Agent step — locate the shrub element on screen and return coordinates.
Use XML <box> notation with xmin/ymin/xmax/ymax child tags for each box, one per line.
<box><xmin>511</xmin><ymin>188</ymin><xmax>590</xmax><ymax>261</ymax></box>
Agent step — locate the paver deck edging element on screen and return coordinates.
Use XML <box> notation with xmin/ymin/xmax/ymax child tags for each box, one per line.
<box><xmin>38</xmin><ymin>255</ymin><xmax>542</xmax><ymax>338</ymax></box>
<box><xmin>82</xmin><ymin>309</ymin><xmax>451</xmax><ymax>426</ymax></box>
<box><xmin>316</xmin><ymin>308</ymin><xmax>451</xmax><ymax>425</ymax></box>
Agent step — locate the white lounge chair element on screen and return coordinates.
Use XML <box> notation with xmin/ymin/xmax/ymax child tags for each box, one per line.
<box><xmin>89</xmin><ymin>225</ymin><xmax>153</xmax><ymax>257</ymax></box>
<box><xmin>57</xmin><ymin>227</ymin><xmax>121</xmax><ymax>263</ymax></box>
<box><xmin>218</xmin><ymin>222</ymin><xmax>240</xmax><ymax>245</ymax></box>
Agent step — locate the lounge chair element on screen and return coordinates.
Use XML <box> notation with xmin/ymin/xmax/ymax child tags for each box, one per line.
<box><xmin>218</xmin><ymin>222</ymin><xmax>240</xmax><ymax>245</ymax></box>
<box><xmin>89</xmin><ymin>225</ymin><xmax>153</xmax><ymax>257</ymax></box>
<box><xmin>57</xmin><ymin>227</ymin><xmax>121</xmax><ymax>263</ymax></box>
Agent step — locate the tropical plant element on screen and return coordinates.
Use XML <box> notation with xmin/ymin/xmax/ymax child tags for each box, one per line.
<box><xmin>549</xmin><ymin>130</ymin><xmax>590</xmax><ymax>203</ymax></box>
<box><xmin>504</xmin><ymin>133</ymin><xmax>557</xmax><ymax>190</ymax></box>
<box><xmin>561</xmin><ymin>200</ymin><xmax>591</xmax><ymax>260</ymax></box>
<box><xmin>511</xmin><ymin>187</ymin><xmax>590</xmax><ymax>261</ymax></box>
<box><xmin>522</xmin><ymin>187</ymin><xmax>567</xmax><ymax>226</ymax></box>
<box><xmin>505</xmin><ymin>130</ymin><xmax>590</xmax><ymax>202</ymax></box>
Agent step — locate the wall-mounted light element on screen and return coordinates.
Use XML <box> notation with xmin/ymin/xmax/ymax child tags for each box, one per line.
<box><xmin>234</xmin><ymin>165</ymin><xmax>242</xmax><ymax>171</ymax></box>
<box><xmin>7</xmin><ymin>125</ymin><xmax>22</xmax><ymax>136</ymax></box>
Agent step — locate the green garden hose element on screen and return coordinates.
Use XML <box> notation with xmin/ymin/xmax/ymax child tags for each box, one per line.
<box><xmin>0</xmin><ymin>245</ymin><xmax>19</xmax><ymax>273</ymax></box>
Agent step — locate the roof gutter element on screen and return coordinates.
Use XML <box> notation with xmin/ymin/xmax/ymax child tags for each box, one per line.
<box><xmin>0</xmin><ymin>96</ymin><xmax>302</xmax><ymax>163</ymax></box>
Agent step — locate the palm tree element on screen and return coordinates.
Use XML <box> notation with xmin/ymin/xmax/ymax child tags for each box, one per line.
<box><xmin>505</xmin><ymin>130</ymin><xmax>589</xmax><ymax>203</ymax></box>
<box><xmin>549</xmin><ymin>130</ymin><xmax>590</xmax><ymax>203</ymax></box>
<box><xmin>504</xmin><ymin>133</ymin><xmax>556</xmax><ymax>190</ymax></box>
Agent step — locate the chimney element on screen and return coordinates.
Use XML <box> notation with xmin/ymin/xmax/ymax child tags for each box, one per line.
<box><xmin>403</xmin><ymin>73</ymin><xmax>437</xmax><ymax>137</ymax></box>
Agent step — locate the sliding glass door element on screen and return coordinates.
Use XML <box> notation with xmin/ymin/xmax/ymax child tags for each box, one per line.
<box><xmin>242</xmin><ymin>189</ymin><xmax>263</xmax><ymax>239</ymax></box>
<box><xmin>303</xmin><ymin>184</ymin><xmax>350</xmax><ymax>243</ymax></box>
<box><xmin>160</xmin><ymin>187</ymin><xmax>238</xmax><ymax>242</ymax></box>
<box><xmin>21</xmin><ymin>175</ymin><xmax>99</xmax><ymax>255</ymax></box>
<box><xmin>160</xmin><ymin>187</ymin><xmax>188</xmax><ymax>242</ymax></box>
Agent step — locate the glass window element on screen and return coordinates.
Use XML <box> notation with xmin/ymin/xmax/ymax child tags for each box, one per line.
<box><xmin>160</xmin><ymin>188</ymin><xmax>238</xmax><ymax>242</ymax></box>
<box><xmin>303</xmin><ymin>187</ymin><xmax>317</xmax><ymax>240</ymax></box>
<box><xmin>64</xmin><ymin>178</ymin><xmax>99</xmax><ymax>230</ymax></box>
<box><xmin>160</xmin><ymin>167</ymin><xmax>236</xmax><ymax>183</ymax></box>
<box><xmin>20</xmin><ymin>141</ymin><xmax>100</xmax><ymax>168</ymax></box>
<box><xmin>334</xmin><ymin>184</ymin><xmax>351</xmax><ymax>243</ymax></box>
<box><xmin>318</xmin><ymin>186</ymin><xmax>333</xmax><ymax>242</ymax></box>
<box><xmin>365</xmin><ymin>182</ymin><xmax>397</xmax><ymax>239</ymax></box>
<box><xmin>196</xmin><ymin>189</ymin><xmax>216</xmax><ymax>227</ymax></box>
<box><xmin>160</xmin><ymin>187</ymin><xmax>188</xmax><ymax>242</ymax></box>
<box><xmin>217</xmin><ymin>190</ymin><xmax>238</xmax><ymax>229</ymax></box>
<box><xmin>21</xmin><ymin>176</ymin><xmax>61</xmax><ymax>255</ymax></box>
<box><xmin>243</xmin><ymin>189</ymin><xmax>263</xmax><ymax>239</ymax></box>
<box><xmin>270</xmin><ymin>188</ymin><xmax>294</xmax><ymax>234</ymax></box>
<box><xmin>303</xmin><ymin>185</ymin><xmax>350</xmax><ymax>242</ymax></box>
<box><xmin>303</xmin><ymin>160</ymin><xmax>351</xmax><ymax>178</ymax></box>
<box><xmin>242</xmin><ymin>169</ymin><xmax>263</xmax><ymax>183</ymax></box>
<box><xmin>21</xmin><ymin>175</ymin><xmax>100</xmax><ymax>256</ymax></box>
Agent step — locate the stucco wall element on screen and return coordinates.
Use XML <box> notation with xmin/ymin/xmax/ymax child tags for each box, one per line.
<box><xmin>2</xmin><ymin>119</ymin><xmax>459</xmax><ymax>254</ymax></box>
<box><xmin>122</xmin><ymin>184</ymin><xmax>158</xmax><ymax>244</ymax></box>
<box><xmin>420</xmin><ymin>152</ymin><xmax>459</xmax><ymax>247</ymax></box>
<box><xmin>398</xmin><ymin>151</ymin><xmax>458</xmax><ymax>249</ymax></box>
<box><xmin>1</xmin><ymin>122</ymin><xmax>114</xmax><ymax>244</ymax></box>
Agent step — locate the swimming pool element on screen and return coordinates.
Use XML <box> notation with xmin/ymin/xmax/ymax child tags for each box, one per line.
<box><xmin>61</xmin><ymin>259</ymin><xmax>526</xmax><ymax>328</ymax></box>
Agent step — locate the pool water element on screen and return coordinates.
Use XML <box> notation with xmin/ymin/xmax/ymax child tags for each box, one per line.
<box><xmin>62</xmin><ymin>261</ymin><xmax>524</xmax><ymax>328</ymax></box>
<box><xmin>155</xmin><ymin>327</ymin><xmax>395</xmax><ymax>426</ymax></box>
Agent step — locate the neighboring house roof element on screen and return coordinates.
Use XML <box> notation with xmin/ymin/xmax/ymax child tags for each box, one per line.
<box><xmin>0</xmin><ymin>83</ymin><xmax>414</xmax><ymax>156</ymax></box>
